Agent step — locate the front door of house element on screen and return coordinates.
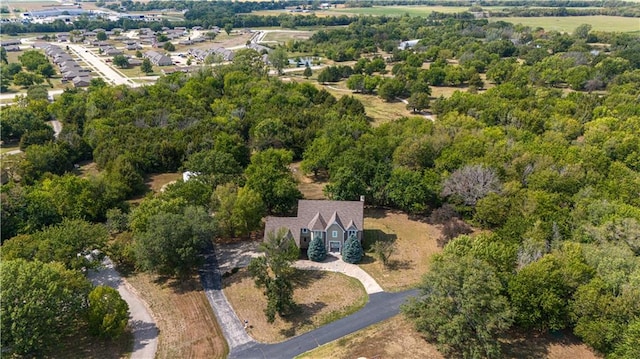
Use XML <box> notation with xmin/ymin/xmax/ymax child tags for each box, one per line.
<box><xmin>329</xmin><ymin>241</ymin><xmax>341</xmax><ymax>253</ymax></box>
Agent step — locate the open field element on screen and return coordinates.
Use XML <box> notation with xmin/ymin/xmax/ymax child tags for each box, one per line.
<box><xmin>361</xmin><ymin>209</ymin><xmax>442</xmax><ymax>292</ymax></box>
<box><xmin>297</xmin><ymin>315</ymin><xmax>599</xmax><ymax>359</ymax></box>
<box><xmin>0</xmin><ymin>144</ymin><xmax>20</xmax><ymax>154</ymax></box>
<box><xmin>223</xmin><ymin>268</ymin><xmax>367</xmax><ymax>343</ymax></box>
<box><xmin>493</xmin><ymin>16</ymin><xmax>640</xmax><ymax>33</ymax></box>
<box><xmin>125</xmin><ymin>273</ymin><xmax>228</xmax><ymax>359</ymax></box>
<box><xmin>263</xmin><ymin>30</ymin><xmax>314</xmax><ymax>43</ymax></box>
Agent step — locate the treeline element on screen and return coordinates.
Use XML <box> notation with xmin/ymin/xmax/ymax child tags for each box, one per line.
<box><xmin>345</xmin><ymin>0</ymin><xmax>637</xmax><ymax>7</ymax></box>
<box><xmin>490</xmin><ymin>6</ymin><xmax>640</xmax><ymax>17</ymax></box>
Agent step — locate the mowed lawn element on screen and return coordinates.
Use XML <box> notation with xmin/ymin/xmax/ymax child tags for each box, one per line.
<box><xmin>125</xmin><ymin>273</ymin><xmax>228</xmax><ymax>359</ymax></box>
<box><xmin>361</xmin><ymin>208</ymin><xmax>442</xmax><ymax>292</ymax></box>
<box><xmin>223</xmin><ymin>269</ymin><xmax>367</xmax><ymax>343</ymax></box>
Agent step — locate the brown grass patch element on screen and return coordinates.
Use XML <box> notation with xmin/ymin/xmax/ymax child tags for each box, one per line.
<box><xmin>125</xmin><ymin>272</ymin><xmax>228</xmax><ymax>359</ymax></box>
<box><xmin>360</xmin><ymin>208</ymin><xmax>441</xmax><ymax>292</ymax></box>
<box><xmin>76</xmin><ymin>160</ymin><xmax>100</xmax><ymax>178</ymax></box>
<box><xmin>296</xmin><ymin>315</ymin><xmax>443</xmax><ymax>359</ymax></box>
<box><xmin>503</xmin><ymin>330</ymin><xmax>600</xmax><ymax>359</ymax></box>
<box><xmin>290</xmin><ymin>161</ymin><xmax>327</xmax><ymax>200</ymax></box>
<box><xmin>223</xmin><ymin>268</ymin><xmax>367</xmax><ymax>343</ymax></box>
<box><xmin>145</xmin><ymin>172</ymin><xmax>181</xmax><ymax>193</ymax></box>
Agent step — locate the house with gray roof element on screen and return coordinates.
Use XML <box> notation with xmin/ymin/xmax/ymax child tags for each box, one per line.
<box><xmin>264</xmin><ymin>199</ymin><xmax>364</xmax><ymax>254</ymax></box>
<box><xmin>144</xmin><ymin>50</ymin><xmax>172</xmax><ymax>66</ymax></box>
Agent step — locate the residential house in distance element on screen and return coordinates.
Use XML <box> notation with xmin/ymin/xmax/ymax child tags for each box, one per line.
<box><xmin>143</xmin><ymin>50</ymin><xmax>172</xmax><ymax>66</ymax></box>
<box><xmin>264</xmin><ymin>199</ymin><xmax>364</xmax><ymax>254</ymax></box>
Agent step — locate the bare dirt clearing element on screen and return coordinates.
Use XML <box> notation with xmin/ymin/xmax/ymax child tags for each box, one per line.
<box><xmin>125</xmin><ymin>273</ymin><xmax>228</xmax><ymax>359</ymax></box>
<box><xmin>223</xmin><ymin>268</ymin><xmax>367</xmax><ymax>343</ymax></box>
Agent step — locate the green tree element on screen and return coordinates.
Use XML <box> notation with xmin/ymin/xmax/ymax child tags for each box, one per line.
<box><xmin>248</xmin><ymin>228</ymin><xmax>299</xmax><ymax>323</ymax></box>
<box><xmin>113</xmin><ymin>55</ymin><xmax>129</xmax><ymax>68</ymax></box>
<box><xmin>378</xmin><ymin>78</ymin><xmax>407</xmax><ymax>102</ymax></box>
<box><xmin>342</xmin><ymin>234</ymin><xmax>363</xmax><ymax>264</ymax></box>
<box><xmin>613</xmin><ymin>320</ymin><xmax>640</xmax><ymax>359</ymax></box>
<box><xmin>269</xmin><ymin>47</ymin><xmax>288</xmax><ymax>75</ymax></box>
<box><xmin>87</xmin><ymin>286</ymin><xmax>129</xmax><ymax>338</ymax></box>
<box><xmin>13</xmin><ymin>71</ymin><xmax>43</xmax><ymax>87</ymax></box>
<box><xmin>224</xmin><ymin>23</ymin><xmax>233</xmax><ymax>36</ymax></box>
<box><xmin>206</xmin><ymin>31</ymin><xmax>218</xmax><ymax>41</ymax></box>
<box><xmin>1</xmin><ymin>259</ymin><xmax>91</xmax><ymax>356</ymax></box>
<box><xmin>163</xmin><ymin>41</ymin><xmax>175</xmax><ymax>52</ymax></box>
<box><xmin>303</xmin><ymin>64</ymin><xmax>312</xmax><ymax>79</ymax></box>
<box><xmin>211</xmin><ymin>183</ymin><xmax>265</xmax><ymax>237</ymax></box>
<box><xmin>372</xmin><ymin>239</ymin><xmax>396</xmax><ymax>269</ymax></box>
<box><xmin>0</xmin><ymin>46</ymin><xmax>7</xmax><ymax>64</ymax></box>
<box><xmin>406</xmin><ymin>92</ymin><xmax>430</xmax><ymax>113</ymax></box>
<box><xmin>133</xmin><ymin>206</ymin><xmax>215</xmax><ymax>277</ymax></box>
<box><xmin>244</xmin><ymin>149</ymin><xmax>302</xmax><ymax>215</ymax></box>
<box><xmin>402</xmin><ymin>255</ymin><xmax>513</xmax><ymax>359</ymax></box>
<box><xmin>36</xmin><ymin>62</ymin><xmax>55</xmax><ymax>78</ymax></box>
<box><xmin>18</xmin><ymin>50</ymin><xmax>48</xmax><ymax>71</ymax></box>
<box><xmin>96</xmin><ymin>31</ymin><xmax>107</xmax><ymax>41</ymax></box>
<box><xmin>141</xmin><ymin>58</ymin><xmax>153</xmax><ymax>74</ymax></box>
<box><xmin>307</xmin><ymin>234</ymin><xmax>326</xmax><ymax>262</ymax></box>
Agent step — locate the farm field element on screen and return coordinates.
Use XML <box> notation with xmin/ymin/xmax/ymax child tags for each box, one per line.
<box><xmin>491</xmin><ymin>16</ymin><xmax>640</xmax><ymax>33</ymax></box>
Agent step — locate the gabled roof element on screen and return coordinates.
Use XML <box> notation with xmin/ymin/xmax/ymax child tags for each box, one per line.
<box><xmin>263</xmin><ymin>199</ymin><xmax>364</xmax><ymax>245</ymax></box>
<box><xmin>308</xmin><ymin>212</ymin><xmax>326</xmax><ymax>231</ymax></box>
<box><xmin>326</xmin><ymin>211</ymin><xmax>344</xmax><ymax>231</ymax></box>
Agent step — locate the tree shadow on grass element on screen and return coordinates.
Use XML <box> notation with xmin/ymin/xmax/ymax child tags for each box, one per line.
<box><xmin>500</xmin><ymin>329</ymin><xmax>586</xmax><ymax>358</ymax></box>
<box><xmin>278</xmin><ymin>301</ymin><xmax>327</xmax><ymax>338</ymax></box>
<box><xmin>363</xmin><ymin>229</ymin><xmax>397</xmax><ymax>251</ymax></box>
<box><xmin>153</xmin><ymin>273</ymin><xmax>203</xmax><ymax>294</ymax></box>
<box><xmin>387</xmin><ymin>258</ymin><xmax>413</xmax><ymax>270</ymax></box>
<box><xmin>291</xmin><ymin>270</ymin><xmax>328</xmax><ymax>290</ymax></box>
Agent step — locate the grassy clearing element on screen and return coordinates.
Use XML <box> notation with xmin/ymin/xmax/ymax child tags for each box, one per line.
<box><xmin>146</xmin><ymin>172</ymin><xmax>181</xmax><ymax>193</ymax></box>
<box><xmin>223</xmin><ymin>268</ymin><xmax>367</xmax><ymax>343</ymax></box>
<box><xmin>52</xmin><ymin>324</ymin><xmax>133</xmax><ymax>359</ymax></box>
<box><xmin>125</xmin><ymin>272</ymin><xmax>228</xmax><ymax>359</ymax></box>
<box><xmin>360</xmin><ymin>208</ymin><xmax>442</xmax><ymax>292</ymax></box>
<box><xmin>262</xmin><ymin>31</ymin><xmax>314</xmax><ymax>43</ymax></box>
<box><xmin>492</xmin><ymin>16</ymin><xmax>640</xmax><ymax>33</ymax></box>
<box><xmin>290</xmin><ymin>161</ymin><xmax>327</xmax><ymax>200</ymax></box>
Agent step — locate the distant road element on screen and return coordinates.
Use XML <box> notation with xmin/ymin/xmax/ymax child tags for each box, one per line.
<box><xmin>67</xmin><ymin>44</ymin><xmax>139</xmax><ymax>87</ymax></box>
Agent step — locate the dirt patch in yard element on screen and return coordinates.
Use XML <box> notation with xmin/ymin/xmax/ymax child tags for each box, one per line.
<box><xmin>125</xmin><ymin>272</ymin><xmax>228</xmax><ymax>359</ymax></box>
<box><xmin>223</xmin><ymin>268</ymin><xmax>367</xmax><ymax>343</ymax></box>
<box><xmin>360</xmin><ymin>208</ymin><xmax>442</xmax><ymax>292</ymax></box>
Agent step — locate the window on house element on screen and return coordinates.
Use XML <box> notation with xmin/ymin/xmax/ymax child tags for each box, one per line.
<box><xmin>348</xmin><ymin>230</ymin><xmax>357</xmax><ymax>237</ymax></box>
<box><xmin>302</xmin><ymin>228</ymin><xmax>308</xmax><ymax>233</ymax></box>
<box><xmin>332</xmin><ymin>230</ymin><xmax>338</xmax><ymax>238</ymax></box>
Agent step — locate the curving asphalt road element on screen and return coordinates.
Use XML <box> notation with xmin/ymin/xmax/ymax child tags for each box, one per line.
<box><xmin>199</xmin><ymin>243</ymin><xmax>418</xmax><ymax>359</ymax></box>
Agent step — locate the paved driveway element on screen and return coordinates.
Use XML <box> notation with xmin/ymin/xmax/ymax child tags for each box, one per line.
<box><xmin>88</xmin><ymin>258</ymin><xmax>159</xmax><ymax>359</ymax></box>
<box><xmin>201</xmin><ymin>242</ymin><xmax>417</xmax><ymax>358</ymax></box>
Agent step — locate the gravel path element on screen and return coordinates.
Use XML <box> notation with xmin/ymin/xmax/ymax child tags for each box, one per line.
<box><xmin>88</xmin><ymin>258</ymin><xmax>159</xmax><ymax>359</ymax></box>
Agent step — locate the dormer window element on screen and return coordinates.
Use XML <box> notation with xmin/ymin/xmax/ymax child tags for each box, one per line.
<box><xmin>348</xmin><ymin>230</ymin><xmax>357</xmax><ymax>238</ymax></box>
<box><xmin>302</xmin><ymin>228</ymin><xmax>308</xmax><ymax>233</ymax></box>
